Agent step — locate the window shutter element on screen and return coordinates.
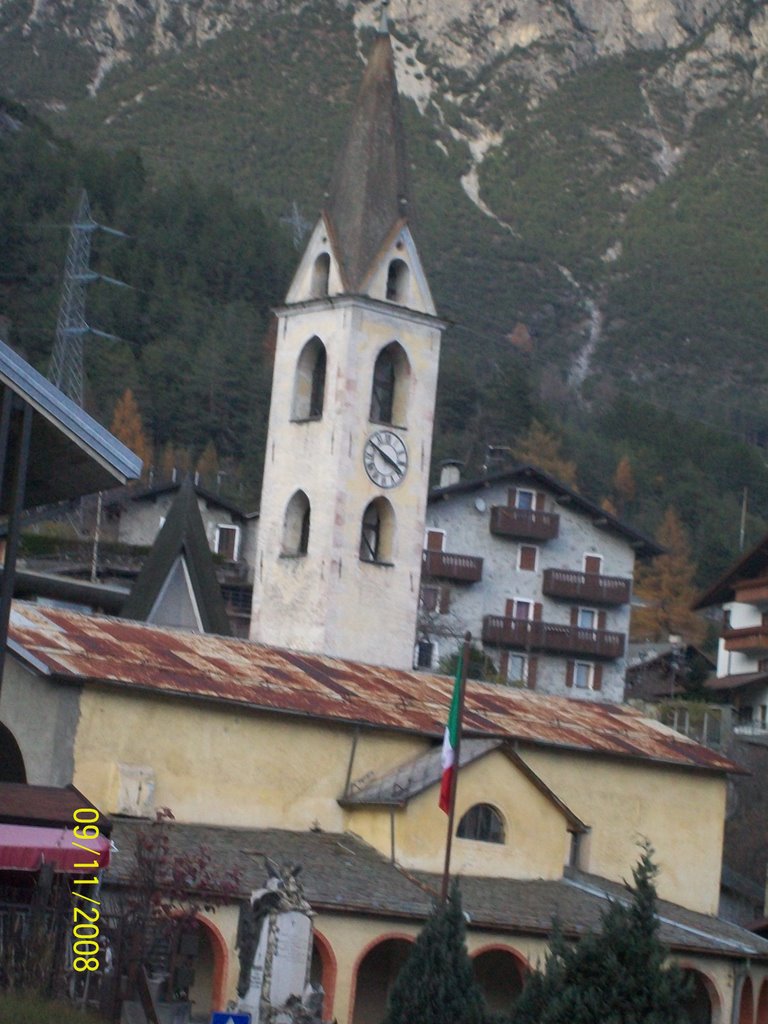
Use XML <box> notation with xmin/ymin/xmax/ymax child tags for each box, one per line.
<box><xmin>565</xmin><ymin>660</ymin><xmax>574</xmax><ymax>687</ymax></box>
<box><xmin>519</xmin><ymin>545</ymin><xmax>537</xmax><ymax>571</ymax></box>
<box><xmin>439</xmin><ymin>586</ymin><xmax>451</xmax><ymax>614</ymax></box>
<box><xmin>535</xmin><ymin>492</ymin><xmax>546</xmax><ymax>511</ymax></box>
<box><xmin>570</xmin><ymin>607</ymin><xmax>579</xmax><ymax>626</ymax></box>
<box><xmin>593</xmin><ymin>664</ymin><xmax>603</xmax><ymax>691</ymax></box>
<box><xmin>500</xmin><ymin>652</ymin><xmax>509</xmax><ymax>678</ymax></box>
<box><xmin>584</xmin><ymin>554</ymin><xmax>602</xmax><ymax>575</ymax></box>
<box><xmin>507</xmin><ymin>488</ymin><xmax>517</xmax><ymax>508</ymax></box>
<box><xmin>528</xmin><ymin>656</ymin><xmax>538</xmax><ymax>690</ymax></box>
<box><xmin>533</xmin><ymin>602</ymin><xmax>543</xmax><ymax>621</ymax></box>
<box><xmin>505</xmin><ymin>598</ymin><xmax>515</xmax><ymax>618</ymax></box>
<box><xmin>597</xmin><ymin>610</ymin><xmax>607</xmax><ymax>631</ymax></box>
<box><xmin>426</xmin><ymin>530</ymin><xmax>444</xmax><ymax>551</ymax></box>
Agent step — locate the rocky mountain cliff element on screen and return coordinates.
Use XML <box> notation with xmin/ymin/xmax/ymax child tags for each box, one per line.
<box><xmin>1</xmin><ymin>0</ymin><xmax>767</xmax><ymax>476</ymax></box>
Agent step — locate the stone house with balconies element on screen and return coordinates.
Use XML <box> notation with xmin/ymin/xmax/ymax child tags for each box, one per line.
<box><xmin>417</xmin><ymin>464</ymin><xmax>661</xmax><ymax>702</ymax></box>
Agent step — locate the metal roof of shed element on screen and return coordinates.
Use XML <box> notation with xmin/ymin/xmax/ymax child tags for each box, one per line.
<box><xmin>6</xmin><ymin>602</ymin><xmax>741</xmax><ymax>776</ymax></box>
<box><xmin>0</xmin><ymin>339</ymin><xmax>142</xmax><ymax>508</ymax></box>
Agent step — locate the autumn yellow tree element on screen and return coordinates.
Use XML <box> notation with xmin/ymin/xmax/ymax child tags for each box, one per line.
<box><xmin>196</xmin><ymin>440</ymin><xmax>220</xmax><ymax>489</ymax></box>
<box><xmin>512</xmin><ymin>420</ymin><xmax>578</xmax><ymax>489</ymax></box>
<box><xmin>613</xmin><ymin>454</ymin><xmax>636</xmax><ymax>514</ymax></box>
<box><xmin>111</xmin><ymin>388</ymin><xmax>152</xmax><ymax>479</ymax></box>
<box><xmin>631</xmin><ymin>507</ymin><xmax>706</xmax><ymax>644</ymax></box>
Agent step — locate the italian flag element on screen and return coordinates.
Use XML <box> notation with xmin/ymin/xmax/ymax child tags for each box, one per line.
<box><xmin>439</xmin><ymin>651</ymin><xmax>463</xmax><ymax>814</ymax></box>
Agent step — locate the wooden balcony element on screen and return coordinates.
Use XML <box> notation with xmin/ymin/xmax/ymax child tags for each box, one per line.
<box><xmin>543</xmin><ymin>569</ymin><xmax>631</xmax><ymax>606</ymax></box>
<box><xmin>422</xmin><ymin>549</ymin><xmax>483</xmax><ymax>583</ymax></box>
<box><xmin>723</xmin><ymin>624</ymin><xmax>768</xmax><ymax>655</ymax></box>
<box><xmin>489</xmin><ymin>506</ymin><xmax>559</xmax><ymax>541</ymax></box>
<box><xmin>482</xmin><ymin>616</ymin><xmax>625</xmax><ymax>660</ymax></box>
<box><xmin>733</xmin><ymin>576</ymin><xmax>768</xmax><ymax>606</ymax></box>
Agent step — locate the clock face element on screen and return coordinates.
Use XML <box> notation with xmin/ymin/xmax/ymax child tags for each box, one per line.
<box><xmin>363</xmin><ymin>430</ymin><xmax>408</xmax><ymax>489</ymax></box>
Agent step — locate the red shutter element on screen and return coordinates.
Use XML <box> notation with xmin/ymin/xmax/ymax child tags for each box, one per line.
<box><xmin>597</xmin><ymin>610</ymin><xmax>607</xmax><ymax>631</ymax></box>
<box><xmin>426</xmin><ymin>530</ymin><xmax>444</xmax><ymax>551</ymax></box>
<box><xmin>505</xmin><ymin>598</ymin><xmax>515</xmax><ymax>618</ymax></box>
<box><xmin>535</xmin><ymin>492</ymin><xmax>546</xmax><ymax>511</ymax></box>
<box><xmin>570</xmin><ymin>607</ymin><xmax>579</xmax><ymax>626</ymax></box>
<box><xmin>519</xmin><ymin>545</ymin><xmax>537</xmax><ymax>571</ymax></box>
<box><xmin>507</xmin><ymin>488</ymin><xmax>517</xmax><ymax>508</ymax></box>
<box><xmin>527</xmin><ymin>656</ymin><xmax>538</xmax><ymax>690</ymax></box>
<box><xmin>533</xmin><ymin>602</ymin><xmax>543</xmax><ymax>621</ymax></box>
<box><xmin>565</xmin><ymin>660</ymin><xmax>574</xmax><ymax>688</ymax></box>
<box><xmin>439</xmin><ymin>586</ymin><xmax>451</xmax><ymax>614</ymax></box>
<box><xmin>584</xmin><ymin>554</ymin><xmax>602</xmax><ymax>575</ymax></box>
<box><xmin>593</xmin><ymin>664</ymin><xmax>603</xmax><ymax>691</ymax></box>
<box><xmin>500</xmin><ymin>652</ymin><xmax>509</xmax><ymax>678</ymax></box>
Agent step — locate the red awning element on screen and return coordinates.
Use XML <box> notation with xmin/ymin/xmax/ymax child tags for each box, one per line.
<box><xmin>0</xmin><ymin>824</ymin><xmax>111</xmax><ymax>873</ymax></box>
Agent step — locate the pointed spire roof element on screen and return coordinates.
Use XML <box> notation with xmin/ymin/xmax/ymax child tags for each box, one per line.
<box><xmin>323</xmin><ymin>16</ymin><xmax>410</xmax><ymax>292</ymax></box>
<box><xmin>121</xmin><ymin>476</ymin><xmax>232</xmax><ymax>636</ymax></box>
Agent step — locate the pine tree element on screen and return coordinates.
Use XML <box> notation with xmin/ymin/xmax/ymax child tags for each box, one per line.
<box><xmin>384</xmin><ymin>882</ymin><xmax>487</xmax><ymax>1024</ymax></box>
<box><xmin>111</xmin><ymin>388</ymin><xmax>152</xmax><ymax>479</ymax></box>
<box><xmin>612</xmin><ymin>455</ymin><xmax>636</xmax><ymax>514</ymax></box>
<box><xmin>509</xmin><ymin>846</ymin><xmax>690</xmax><ymax>1024</ymax></box>
<box><xmin>631</xmin><ymin>507</ymin><xmax>706</xmax><ymax>644</ymax></box>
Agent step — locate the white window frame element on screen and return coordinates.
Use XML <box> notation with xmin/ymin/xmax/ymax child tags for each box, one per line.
<box><xmin>574</xmin><ymin>661</ymin><xmax>594</xmax><ymax>690</ymax></box>
<box><xmin>215</xmin><ymin>523</ymin><xmax>241</xmax><ymax>561</ymax></box>
<box><xmin>514</xmin><ymin>488</ymin><xmax>536</xmax><ymax>510</ymax></box>
<box><xmin>517</xmin><ymin>544</ymin><xmax>539</xmax><ymax>572</ymax></box>
<box><xmin>508</xmin><ymin>598</ymin><xmax>533</xmax><ymax>620</ymax></box>
<box><xmin>507</xmin><ymin>653</ymin><xmax>528</xmax><ymax>685</ymax></box>
<box><xmin>577</xmin><ymin>607</ymin><xmax>597</xmax><ymax>630</ymax></box>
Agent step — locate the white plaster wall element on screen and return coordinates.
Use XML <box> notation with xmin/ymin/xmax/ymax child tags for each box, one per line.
<box><xmin>251</xmin><ymin>297</ymin><xmax>442</xmax><ymax>669</ymax></box>
<box><xmin>423</xmin><ymin>482</ymin><xmax>636</xmax><ymax>701</ymax></box>
<box><xmin>717</xmin><ymin>599</ymin><xmax>762</xmax><ymax>677</ymax></box>
<box><xmin>118</xmin><ymin>493</ymin><xmax>250</xmax><ymax>563</ymax></box>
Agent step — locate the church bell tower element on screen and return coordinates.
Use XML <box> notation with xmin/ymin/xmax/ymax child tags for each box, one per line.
<box><xmin>249</xmin><ymin>10</ymin><xmax>446</xmax><ymax>669</ymax></box>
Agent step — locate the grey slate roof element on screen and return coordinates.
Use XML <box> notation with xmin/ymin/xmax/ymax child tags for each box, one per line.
<box><xmin>106</xmin><ymin>820</ymin><xmax>768</xmax><ymax>961</ymax></box>
<box><xmin>121</xmin><ymin>475</ymin><xmax>232</xmax><ymax>635</ymax></box>
<box><xmin>323</xmin><ymin>28</ymin><xmax>410</xmax><ymax>292</ymax></box>
<box><xmin>341</xmin><ymin>738</ymin><xmax>501</xmax><ymax>806</ymax></box>
<box><xmin>0</xmin><ymin>339</ymin><xmax>141</xmax><ymax>508</ymax></box>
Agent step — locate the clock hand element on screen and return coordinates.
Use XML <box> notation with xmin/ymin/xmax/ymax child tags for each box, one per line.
<box><xmin>371</xmin><ymin>442</ymin><xmax>403</xmax><ymax>474</ymax></box>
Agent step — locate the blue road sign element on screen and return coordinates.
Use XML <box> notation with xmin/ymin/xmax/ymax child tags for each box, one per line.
<box><xmin>210</xmin><ymin>1014</ymin><xmax>251</xmax><ymax>1024</ymax></box>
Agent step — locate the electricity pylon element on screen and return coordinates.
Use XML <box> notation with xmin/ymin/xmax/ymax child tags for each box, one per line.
<box><xmin>48</xmin><ymin>189</ymin><xmax>128</xmax><ymax>406</ymax></box>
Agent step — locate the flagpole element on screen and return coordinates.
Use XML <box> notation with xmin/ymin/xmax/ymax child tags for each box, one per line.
<box><xmin>441</xmin><ymin>630</ymin><xmax>471</xmax><ymax>903</ymax></box>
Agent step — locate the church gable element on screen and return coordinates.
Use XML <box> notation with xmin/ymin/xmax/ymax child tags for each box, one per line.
<box><xmin>284</xmin><ymin>216</ymin><xmax>344</xmax><ymax>304</ymax></box>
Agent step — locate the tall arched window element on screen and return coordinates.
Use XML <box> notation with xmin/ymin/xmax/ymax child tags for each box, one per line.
<box><xmin>282</xmin><ymin>490</ymin><xmax>311</xmax><ymax>556</ymax></box>
<box><xmin>292</xmin><ymin>337</ymin><xmax>327</xmax><ymax>420</ymax></box>
<box><xmin>311</xmin><ymin>252</ymin><xmax>330</xmax><ymax>298</ymax></box>
<box><xmin>369</xmin><ymin>342</ymin><xmax>409</xmax><ymax>426</ymax></box>
<box><xmin>359</xmin><ymin>498</ymin><xmax>395</xmax><ymax>564</ymax></box>
<box><xmin>386</xmin><ymin>258</ymin><xmax>409</xmax><ymax>303</ymax></box>
<box><xmin>457</xmin><ymin>804</ymin><xmax>505</xmax><ymax>844</ymax></box>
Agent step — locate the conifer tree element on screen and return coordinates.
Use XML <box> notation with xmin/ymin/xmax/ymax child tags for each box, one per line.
<box><xmin>509</xmin><ymin>846</ymin><xmax>690</xmax><ymax>1024</ymax></box>
<box><xmin>631</xmin><ymin>507</ymin><xmax>706</xmax><ymax>644</ymax></box>
<box><xmin>111</xmin><ymin>388</ymin><xmax>152</xmax><ymax>479</ymax></box>
<box><xmin>384</xmin><ymin>882</ymin><xmax>487</xmax><ymax>1024</ymax></box>
<box><xmin>612</xmin><ymin>454</ymin><xmax>636</xmax><ymax>513</ymax></box>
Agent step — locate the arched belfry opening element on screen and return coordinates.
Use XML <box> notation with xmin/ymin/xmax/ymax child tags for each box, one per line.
<box><xmin>311</xmin><ymin>252</ymin><xmax>331</xmax><ymax>298</ymax></box>
<box><xmin>385</xmin><ymin>258</ymin><xmax>409</xmax><ymax>303</ymax></box>
<box><xmin>292</xmin><ymin>337</ymin><xmax>327</xmax><ymax>421</ymax></box>
<box><xmin>359</xmin><ymin>498</ymin><xmax>395</xmax><ymax>564</ymax></box>
<box><xmin>282</xmin><ymin>490</ymin><xmax>311</xmax><ymax>556</ymax></box>
<box><xmin>369</xmin><ymin>342</ymin><xmax>409</xmax><ymax>427</ymax></box>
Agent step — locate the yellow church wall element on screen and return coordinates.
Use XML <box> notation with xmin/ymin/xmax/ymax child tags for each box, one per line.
<box><xmin>343</xmin><ymin>750</ymin><xmax>571</xmax><ymax>879</ymax></box>
<box><xmin>73</xmin><ymin>686</ymin><xmax>427</xmax><ymax>829</ymax></box>
<box><xmin>519</xmin><ymin>746</ymin><xmax>726</xmax><ymax>915</ymax></box>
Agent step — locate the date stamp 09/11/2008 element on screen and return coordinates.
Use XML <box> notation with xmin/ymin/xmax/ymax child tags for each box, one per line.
<box><xmin>70</xmin><ymin>807</ymin><xmax>105</xmax><ymax>973</ymax></box>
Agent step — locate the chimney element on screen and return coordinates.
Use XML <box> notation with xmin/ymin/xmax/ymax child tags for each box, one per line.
<box><xmin>439</xmin><ymin>460</ymin><xmax>462</xmax><ymax>488</ymax></box>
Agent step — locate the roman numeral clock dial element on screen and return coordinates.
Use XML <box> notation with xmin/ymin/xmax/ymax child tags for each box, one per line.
<box><xmin>363</xmin><ymin>430</ymin><xmax>408</xmax><ymax>488</ymax></box>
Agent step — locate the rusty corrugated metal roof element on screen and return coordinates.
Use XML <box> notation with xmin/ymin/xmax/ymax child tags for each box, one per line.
<box><xmin>7</xmin><ymin>602</ymin><xmax>740</xmax><ymax>774</ymax></box>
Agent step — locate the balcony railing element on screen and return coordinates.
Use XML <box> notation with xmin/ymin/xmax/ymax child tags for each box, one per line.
<box><xmin>422</xmin><ymin>549</ymin><xmax>483</xmax><ymax>583</ymax></box>
<box><xmin>482</xmin><ymin>615</ymin><xmax>625</xmax><ymax>660</ymax></box>
<box><xmin>489</xmin><ymin>506</ymin><xmax>560</xmax><ymax>541</ymax></box>
<box><xmin>734</xmin><ymin>576</ymin><xmax>768</xmax><ymax>605</ymax></box>
<box><xmin>543</xmin><ymin>569</ymin><xmax>631</xmax><ymax>606</ymax></box>
<box><xmin>723</xmin><ymin>624</ymin><xmax>768</xmax><ymax>655</ymax></box>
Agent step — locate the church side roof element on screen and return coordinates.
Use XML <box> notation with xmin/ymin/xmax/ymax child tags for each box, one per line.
<box><xmin>120</xmin><ymin>476</ymin><xmax>232</xmax><ymax>635</ymax></box>
<box><xmin>323</xmin><ymin>28</ymin><xmax>410</xmax><ymax>291</ymax></box>
<box><xmin>6</xmin><ymin>602</ymin><xmax>741</xmax><ymax>775</ymax></box>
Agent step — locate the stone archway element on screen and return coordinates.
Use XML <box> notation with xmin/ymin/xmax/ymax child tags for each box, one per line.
<box><xmin>756</xmin><ymin>977</ymin><xmax>768</xmax><ymax>1024</ymax></box>
<box><xmin>680</xmin><ymin>967</ymin><xmax>721</xmax><ymax>1024</ymax></box>
<box><xmin>310</xmin><ymin>928</ymin><xmax>337</xmax><ymax>1021</ymax></box>
<box><xmin>0</xmin><ymin>722</ymin><xmax>26</xmax><ymax>782</ymax></box>
<box><xmin>350</xmin><ymin>934</ymin><xmax>413</xmax><ymax>1024</ymax></box>
<box><xmin>471</xmin><ymin>945</ymin><xmax>527</xmax><ymax>1016</ymax></box>
<box><xmin>739</xmin><ymin>975</ymin><xmax>755</xmax><ymax>1024</ymax></box>
<box><xmin>186</xmin><ymin>916</ymin><xmax>228</xmax><ymax>1023</ymax></box>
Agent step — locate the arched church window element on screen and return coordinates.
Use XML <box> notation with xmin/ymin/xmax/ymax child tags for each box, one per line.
<box><xmin>359</xmin><ymin>498</ymin><xmax>395</xmax><ymax>564</ymax></box>
<box><xmin>457</xmin><ymin>804</ymin><xmax>505</xmax><ymax>844</ymax></box>
<box><xmin>283</xmin><ymin>490</ymin><xmax>311</xmax><ymax>556</ymax></box>
<box><xmin>311</xmin><ymin>252</ymin><xmax>331</xmax><ymax>298</ymax></box>
<box><xmin>386</xmin><ymin>258</ymin><xmax>409</xmax><ymax>303</ymax></box>
<box><xmin>369</xmin><ymin>342</ymin><xmax>409</xmax><ymax>426</ymax></box>
<box><xmin>292</xmin><ymin>337</ymin><xmax>327</xmax><ymax>420</ymax></box>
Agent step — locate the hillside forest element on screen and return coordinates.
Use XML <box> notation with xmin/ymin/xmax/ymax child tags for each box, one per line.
<box><xmin>2</xmin><ymin>96</ymin><xmax>768</xmax><ymax>617</ymax></box>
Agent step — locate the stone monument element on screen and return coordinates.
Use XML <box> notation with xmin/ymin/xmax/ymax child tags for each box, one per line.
<box><xmin>236</xmin><ymin>860</ymin><xmax>326</xmax><ymax>1024</ymax></box>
